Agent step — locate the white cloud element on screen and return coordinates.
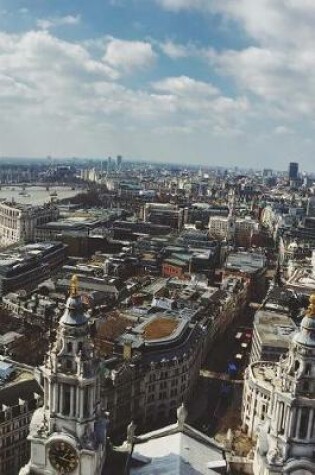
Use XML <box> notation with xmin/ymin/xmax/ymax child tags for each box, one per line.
<box><xmin>155</xmin><ymin>1</ymin><xmax>315</xmax><ymax>122</ymax></box>
<box><xmin>274</xmin><ymin>125</ymin><xmax>294</xmax><ymax>135</ymax></box>
<box><xmin>103</xmin><ymin>38</ymin><xmax>156</xmax><ymax>72</ymax></box>
<box><xmin>158</xmin><ymin>40</ymin><xmax>205</xmax><ymax>60</ymax></box>
<box><xmin>159</xmin><ymin>40</ymin><xmax>190</xmax><ymax>59</ymax></box>
<box><xmin>37</xmin><ymin>15</ymin><xmax>81</xmax><ymax>30</ymax></box>
<box><xmin>156</xmin><ymin>0</ymin><xmax>208</xmax><ymax>11</ymax></box>
<box><xmin>0</xmin><ymin>28</ymin><xmax>254</xmax><ymax>162</ymax></box>
<box><xmin>151</xmin><ymin>76</ymin><xmax>249</xmax><ymax>134</ymax></box>
<box><xmin>208</xmin><ymin>44</ymin><xmax>315</xmax><ymax>119</ymax></box>
<box><xmin>152</xmin><ymin>75</ymin><xmax>219</xmax><ymax>96</ymax></box>
<box><xmin>153</xmin><ymin>0</ymin><xmax>315</xmax><ymax>168</ymax></box>
<box><xmin>1</xmin><ymin>8</ymin><xmax>314</xmax><ymax>169</ymax></box>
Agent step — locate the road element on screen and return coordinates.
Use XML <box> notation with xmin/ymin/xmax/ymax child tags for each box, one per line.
<box><xmin>188</xmin><ymin>303</ymin><xmax>255</xmax><ymax>436</ymax></box>
<box><xmin>200</xmin><ymin>369</ymin><xmax>244</xmax><ymax>384</ymax></box>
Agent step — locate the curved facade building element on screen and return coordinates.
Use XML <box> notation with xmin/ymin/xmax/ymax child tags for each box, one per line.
<box><xmin>101</xmin><ymin>313</ymin><xmax>204</xmax><ymax>435</ymax></box>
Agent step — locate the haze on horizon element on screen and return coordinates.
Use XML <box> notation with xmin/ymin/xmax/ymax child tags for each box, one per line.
<box><xmin>0</xmin><ymin>1</ymin><xmax>314</xmax><ymax>172</ymax></box>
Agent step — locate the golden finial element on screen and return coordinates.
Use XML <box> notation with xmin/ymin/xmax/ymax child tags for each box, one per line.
<box><xmin>70</xmin><ymin>275</ymin><xmax>79</xmax><ymax>297</ymax></box>
<box><xmin>307</xmin><ymin>294</ymin><xmax>315</xmax><ymax>318</ymax></box>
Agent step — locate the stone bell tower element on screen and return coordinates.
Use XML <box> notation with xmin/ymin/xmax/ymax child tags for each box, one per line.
<box><xmin>254</xmin><ymin>295</ymin><xmax>315</xmax><ymax>475</ymax></box>
<box><xmin>20</xmin><ymin>275</ymin><xmax>107</xmax><ymax>475</ymax></box>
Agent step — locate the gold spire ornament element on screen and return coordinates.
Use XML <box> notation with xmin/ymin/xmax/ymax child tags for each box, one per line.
<box><xmin>70</xmin><ymin>275</ymin><xmax>79</xmax><ymax>297</ymax></box>
<box><xmin>307</xmin><ymin>294</ymin><xmax>315</xmax><ymax>318</ymax></box>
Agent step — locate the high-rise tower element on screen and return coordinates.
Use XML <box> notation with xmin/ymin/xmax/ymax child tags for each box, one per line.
<box><xmin>289</xmin><ymin>162</ymin><xmax>299</xmax><ymax>181</ymax></box>
<box><xmin>20</xmin><ymin>276</ymin><xmax>107</xmax><ymax>475</ymax></box>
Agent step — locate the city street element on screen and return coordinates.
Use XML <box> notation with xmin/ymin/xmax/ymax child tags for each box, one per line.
<box><xmin>188</xmin><ymin>304</ymin><xmax>255</xmax><ymax>436</ymax></box>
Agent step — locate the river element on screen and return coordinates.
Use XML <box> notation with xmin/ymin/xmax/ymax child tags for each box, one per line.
<box><xmin>0</xmin><ymin>185</ymin><xmax>80</xmax><ymax>206</ymax></box>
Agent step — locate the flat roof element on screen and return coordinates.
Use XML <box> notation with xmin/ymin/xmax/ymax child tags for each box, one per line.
<box><xmin>226</xmin><ymin>252</ymin><xmax>265</xmax><ymax>272</ymax></box>
<box><xmin>163</xmin><ymin>258</ymin><xmax>188</xmax><ymax>267</ymax></box>
<box><xmin>144</xmin><ymin>317</ymin><xmax>179</xmax><ymax>341</ymax></box>
<box><xmin>254</xmin><ymin>310</ymin><xmax>296</xmax><ymax>347</ymax></box>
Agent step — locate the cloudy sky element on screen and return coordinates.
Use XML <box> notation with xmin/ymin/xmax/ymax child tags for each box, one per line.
<box><xmin>0</xmin><ymin>1</ymin><xmax>314</xmax><ymax>170</ymax></box>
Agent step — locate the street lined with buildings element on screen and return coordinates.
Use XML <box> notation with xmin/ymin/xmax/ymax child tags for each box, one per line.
<box><xmin>0</xmin><ymin>159</ymin><xmax>313</xmax><ymax>474</ymax></box>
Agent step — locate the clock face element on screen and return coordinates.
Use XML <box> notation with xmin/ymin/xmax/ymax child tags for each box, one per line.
<box><xmin>49</xmin><ymin>440</ymin><xmax>78</xmax><ymax>474</ymax></box>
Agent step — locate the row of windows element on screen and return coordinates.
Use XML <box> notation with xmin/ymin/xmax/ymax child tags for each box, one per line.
<box><xmin>147</xmin><ymin>385</ymin><xmax>187</xmax><ymax>404</ymax></box>
<box><xmin>0</xmin><ymin>430</ymin><xmax>28</xmax><ymax>448</ymax></box>
<box><xmin>0</xmin><ymin>417</ymin><xmax>30</xmax><ymax>435</ymax></box>
<box><xmin>148</xmin><ymin>375</ymin><xmax>188</xmax><ymax>394</ymax></box>
<box><xmin>0</xmin><ymin>207</ymin><xmax>20</xmax><ymax>217</ymax></box>
<box><xmin>148</xmin><ymin>366</ymin><xmax>189</xmax><ymax>382</ymax></box>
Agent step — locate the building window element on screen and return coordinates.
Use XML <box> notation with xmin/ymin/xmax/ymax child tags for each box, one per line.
<box><xmin>83</xmin><ymin>387</ymin><xmax>89</xmax><ymax>418</ymax></box>
<box><xmin>278</xmin><ymin>403</ymin><xmax>285</xmax><ymax>435</ymax></box>
<box><xmin>63</xmin><ymin>385</ymin><xmax>71</xmax><ymax>416</ymax></box>
<box><xmin>303</xmin><ymin>381</ymin><xmax>310</xmax><ymax>392</ymax></box>
<box><xmin>299</xmin><ymin>408</ymin><xmax>309</xmax><ymax>439</ymax></box>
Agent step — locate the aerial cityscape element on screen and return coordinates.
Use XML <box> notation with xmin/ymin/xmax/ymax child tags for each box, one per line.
<box><xmin>0</xmin><ymin>1</ymin><xmax>315</xmax><ymax>475</ymax></box>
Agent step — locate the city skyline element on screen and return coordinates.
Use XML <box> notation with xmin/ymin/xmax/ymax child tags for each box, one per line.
<box><xmin>0</xmin><ymin>1</ymin><xmax>315</xmax><ymax>170</ymax></box>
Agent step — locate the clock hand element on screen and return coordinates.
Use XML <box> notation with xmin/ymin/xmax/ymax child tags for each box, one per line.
<box><xmin>55</xmin><ymin>454</ymin><xmax>72</xmax><ymax>464</ymax></box>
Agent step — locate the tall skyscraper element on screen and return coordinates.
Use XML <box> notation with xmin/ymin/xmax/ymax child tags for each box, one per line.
<box><xmin>289</xmin><ymin>162</ymin><xmax>299</xmax><ymax>180</ymax></box>
<box><xmin>116</xmin><ymin>155</ymin><xmax>122</xmax><ymax>172</ymax></box>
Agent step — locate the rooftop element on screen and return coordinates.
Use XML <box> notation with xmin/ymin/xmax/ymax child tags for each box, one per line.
<box><xmin>0</xmin><ymin>241</ymin><xmax>65</xmax><ymax>274</ymax></box>
<box><xmin>144</xmin><ymin>317</ymin><xmax>179</xmax><ymax>341</ymax></box>
<box><xmin>287</xmin><ymin>267</ymin><xmax>315</xmax><ymax>294</ymax></box>
<box><xmin>250</xmin><ymin>362</ymin><xmax>279</xmax><ymax>392</ymax></box>
<box><xmin>254</xmin><ymin>310</ymin><xmax>297</xmax><ymax>348</ymax></box>
<box><xmin>130</xmin><ymin>428</ymin><xmax>225</xmax><ymax>475</ymax></box>
<box><xmin>0</xmin><ymin>363</ymin><xmax>39</xmax><ymax>406</ymax></box>
<box><xmin>0</xmin><ymin>201</ymin><xmax>54</xmax><ymax>211</ymax></box>
<box><xmin>226</xmin><ymin>252</ymin><xmax>266</xmax><ymax>273</ymax></box>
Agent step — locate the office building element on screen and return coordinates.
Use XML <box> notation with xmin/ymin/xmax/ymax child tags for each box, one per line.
<box><xmin>289</xmin><ymin>162</ymin><xmax>299</xmax><ymax>181</ymax></box>
<box><xmin>0</xmin><ymin>241</ymin><xmax>67</xmax><ymax>296</ymax></box>
<box><xmin>0</xmin><ymin>202</ymin><xmax>58</xmax><ymax>246</ymax></box>
<box><xmin>0</xmin><ymin>363</ymin><xmax>41</xmax><ymax>475</ymax></box>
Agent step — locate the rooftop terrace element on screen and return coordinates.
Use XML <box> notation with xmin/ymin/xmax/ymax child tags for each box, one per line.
<box><xmin>144</xmin><ymin>317</ymin><xmax>179</xmax><ymax>341</ymax></box>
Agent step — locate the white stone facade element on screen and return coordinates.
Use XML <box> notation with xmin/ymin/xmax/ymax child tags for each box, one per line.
<box><xmin>20</xmin><ymin>283</ymin><xmax>107</xmax><ymax>475</ymax></box>
<box><xmin>0</xmin><ymin>202</ymin><xmax>58</xmax><ymax>246</ymax></box>
<box><xmin>242</xmin><ymin>295</ymin><xmax>315</xmax><ymax>475</ymax></box>
<box><xmin>208</xmin><ymin>215</ymin><xmax>257</xmax><ymax>246</ymax></box>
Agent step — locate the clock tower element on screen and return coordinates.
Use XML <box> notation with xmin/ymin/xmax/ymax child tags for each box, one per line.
<box><xmin>20</xmin><ymin>276</ymin><xmax>107</xmax><ymax>475</ymax></box>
